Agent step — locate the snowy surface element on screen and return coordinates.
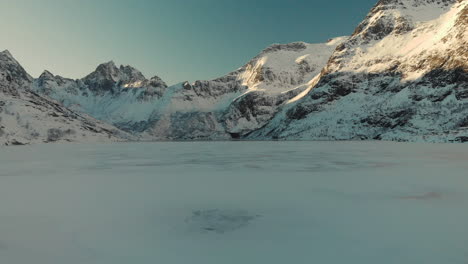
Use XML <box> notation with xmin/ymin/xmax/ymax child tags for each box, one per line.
<box><xmin>0</xmin><ymin>50</ymin><xmax>132</xmax><ymax>146</ymax></box>
<box><xmin>238</xmin><ymin>37</ymin><xmax>348</xmax><ymax>93</ymax></box>
<box><xmin>252</xmin><ymin>0</ymin><xmax>468</xmax><ymax>142</ymax></box>
<box><xmin>0</xmin><ymin>91</ymin><xmax>132</xmax><ymax>145</ymax></box>
<box><xmin>3</xmin><ymin>1</ymin><xmax>466</xmax><ymax>143</ymax></box>
<box><xmin>1</xmin><ymin>142</ymin><xmax>468</xmax><ymax>264</ymax></box>
<box><xmin>333</xmin><ymin>0</ymin><xmax>466</xmax><ymax>80</ymax></box>
<box><xmin>29</xmin><ymin>37</ymin><xmax>347</xmax><ymax>139</ymax></box>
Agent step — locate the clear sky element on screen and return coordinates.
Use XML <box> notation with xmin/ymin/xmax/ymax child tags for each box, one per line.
<box><xmin>0</xmin><ymin>0</ymin><xmax>377</xmax><ymax>85</ymax></box>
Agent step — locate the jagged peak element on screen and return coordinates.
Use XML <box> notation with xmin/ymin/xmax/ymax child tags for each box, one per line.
<box><xmin>39</xmin><ymin>70</ymin><xmax>55</xmax><ymax>79</ymax></box>
<box><xmin>349</xmin><ymin>0</ymin><xmax>458</xmax><ymax>42</ymax></box>
<box><xmin>369</xmin><ymin>0</ymin><xmax>456</xmax><ymax>16</ymax></box>
<box><xmin>119</xmin><ymin>64</ymin><xmax>138</xmax><ymax>71</ymax></box>
<box><xmin>0</xmin><ymin>49</ymin><xmax>13</xmax><ymax>58</ymax></box>
<box><xmin>119</xmin><ymin>65</ymin><xmax>146</xmax><ymax>81</ymax></box>
<box><xmin>82</xmin><ymin>61</ymin><xmax>170</xmax><ymax>91</ymax></box>
<box><xmin>375</xmin><ymin>0</ymin><xmax>456</xmax><ymax>7</ymax></box>
<box><xmin>95</xmin><ymin>61</ymin><xmax>118</xmax><ymax>72</ymax></box>
<box><xmin>101</xmin><ymin>60</ymin><xmax>116</xmax><ymax>67</ymax></box>
<box><xmin>150</xmin><ymin>75</ymin><xmax>164</xmax><ymax>82</ymax></box>
<box><xmin>0</xmin><ymin>49</ymin><xmax>33</xmax><ymax>84</ymax></box>
<box><xmin>85</xmin><ymin>61</ymin><xmax>147</xmax><ymax>81</ymax></box>
<box><xmin>83</xmin><ymin>61</ymin><xmax>119</xmax><ymax>82</ymax></box>
<box><xmin>0</xmin><ymin>50</ymin><xmax>21</xmax><ymax>66</ymax></box>
<box><xmin>149</xmin><ymin>75</ymin><xmax>168</xmax><ymax>88</ymax></box>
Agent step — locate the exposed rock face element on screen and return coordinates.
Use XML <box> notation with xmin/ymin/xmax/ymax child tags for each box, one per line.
<box><xmin>141</xmin><ymin>37</ymin><xmax>347</xmax><ymax>139</ymax></box>
<box><xmin>250</xmin><ymin>0</ymin><xmax>468</xmax><ymax>142</ymax></box>
<box><xmin>0</xmin><ymin>51</ymin><xmax>133</xmax><ymax>146</ymax></box>
<box><xmin>81</xmin><ymin>62</ymin><xmax>167</xmax><ymax>95</ymax></box>
<box><xmin>31</xmin><ymin>62</ymin><xmax>169</xmax><ymax>132</ymax></box>
<box><xmin>0</xmin><ymin>50</ymin><xmax>33</xmax><ymax>96</ymax></box>
<box><xmin>9</xmin><ymin>0</ymin><xmax>468</xmax><ymax>143</ymax></box>
<box><xmin>32</xmin><ymin>37</ymin><xmax>347</xmax><ymax>140</ymax></box>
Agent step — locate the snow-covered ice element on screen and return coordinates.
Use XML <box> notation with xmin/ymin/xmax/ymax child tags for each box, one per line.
<box><xmin>0</xmin><ymin>141</ymin><xmax>468</xmax><ymax>264</ymax></box>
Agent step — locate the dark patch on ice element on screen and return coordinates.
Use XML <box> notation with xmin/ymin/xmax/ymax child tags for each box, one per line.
<box><xmin>399</xmin><ymin>192</ymin><xmax>442</xmax><ymax>200</ymax></box>
<box><xmin>295</xmin><ymin>159</ymin><xmax>397</xmax><ymax>172</ymax></box>
<box><xmin>186</xmin><ymin>209</ymin><xmax>260</xmax><ymax>234</ymax></box>
<box><xmin>244</xmin><ymin>163</ymin><xmax>262</xmax><ymax>169</ymax></box>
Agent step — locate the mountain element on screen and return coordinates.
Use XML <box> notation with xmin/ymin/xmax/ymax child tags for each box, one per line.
<box><xmin>32</xmin><ymin>61</ymin><xmax>168</xmax><ymax>132</ymax></box>
<box><xmin>250</xmin><ymin>0</ymin><xmax>468</xmax><ymax>142</ymax></box>
<box><xmin>0</xmin><ymin>50</ymin><xmax>132</xmax><ymax>146</ymax></box>
<box><xmin>32</xmin><ymin>37</ymin><xmax>347</xmax><ymax>140</ymax></box>
<box><xmin>9</xmin><ymin>0</ymin><xmax>468</xmax><ymax>144</ymax></box>
<box><xmin>0</xmin><ymin>50</ymin><xmax>32</xmax><ymax>96</ymax></box>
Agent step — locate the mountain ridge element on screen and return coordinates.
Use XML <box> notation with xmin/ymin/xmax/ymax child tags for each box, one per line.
<box><xmin>29</xmin><ymin>36</ymin><xmax>348</xmax><ymax>140</ymax></box>
<box><xmin>0</xmin><ymin>51</ymin><xmax>134</xmax><ymax>146</ymax></box>
<box><xmin>249</xmin><ymin>0</ymin><xmax>467</xmax><ymax>142</ymax></box>
<box><xmin>1</xmin><ymin>0</ymin><xmax>467</xmax><ymax>145</ymax></box>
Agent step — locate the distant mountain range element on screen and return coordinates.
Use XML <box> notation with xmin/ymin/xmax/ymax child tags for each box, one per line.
<box><xmin>1</xmin><ymin>0</ymin><xmax>466</xmax><ymax>145</ymax></box>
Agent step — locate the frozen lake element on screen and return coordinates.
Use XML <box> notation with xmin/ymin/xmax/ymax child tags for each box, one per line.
<box><xmin>0</xmin><ymin>141</ymin><xmax>468</xmax><ymax>264</ymax></box>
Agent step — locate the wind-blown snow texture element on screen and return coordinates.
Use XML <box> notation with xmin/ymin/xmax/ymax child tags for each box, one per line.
<box><xmin>1</xmin><ymin>142</ymin><xmax>468</xmax><ymax>263</ymax></box>
<box><xmin>0</xmin><ymin>51</ymin><xmax>133</xmax><ymax>146</ymax></box>
<box><xmin>4</xmin><ymin>0</ymin><xmax>468</xmax><ymax>144</ymax></box>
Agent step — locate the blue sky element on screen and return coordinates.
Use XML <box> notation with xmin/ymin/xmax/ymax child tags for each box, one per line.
<box><xmin>0</xmin><ymin>0</ymin><xmax>377</xmax><ymax>85</ymax></box>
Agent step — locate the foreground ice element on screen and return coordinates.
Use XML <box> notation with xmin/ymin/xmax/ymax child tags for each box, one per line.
<box><xmin>0</xmin><ymin>141</ymin><xmax>467</xmax><ymax>264</ymax></box>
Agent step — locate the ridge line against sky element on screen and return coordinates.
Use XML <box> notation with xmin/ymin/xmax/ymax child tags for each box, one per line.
<box><xmin>0</xmin><ymin>0</ymin><xmax>378</xmax><ymax>85</ymax></box>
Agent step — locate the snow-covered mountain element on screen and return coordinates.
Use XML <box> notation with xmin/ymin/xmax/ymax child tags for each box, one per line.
<box><xmin>250</xmin><ymin>0</ymin><xmax>468</xmax><ymax>142</ymax></box>
<box><xmin>6</xmin><ymin>0</ymin><xmax>467</xmax><ymax>144</ymax></box>
<box><xmin>32</xmin><ymin>37</ymin><xmax>347</xmax><ymax>140</ymax></box>
<box><xmin>143</xmin><ymin>37</ymin><xmax>349</xmax><ymax>139</ymax></box>
<box><xmin>0</xmin><ymin>50</ymin><xmax>133</xmax><ymax>146</ymax></box>
<box><xmin>32</xmin><ymin>61</ymin><xmax>167</xmax><ymax>132</ymax></box>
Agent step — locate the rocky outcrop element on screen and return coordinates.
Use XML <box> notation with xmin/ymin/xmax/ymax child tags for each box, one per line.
<box><xmin>9</xmin><ymin>0</ymin><xmax>468</xmax><ymax>143</ymax></box>
<box><xmin>250</xmin><ymin>0</ymin><xmax>468</xmax><ymax>143</ymax></box>
<box><xmin>0</xmin><ymin>50</ymin><xmax>133</xmax><ymax>146</ymax></box>
<box><xmin>81</xmin><ymin>61</ymin><xmax>167</xmax><ymax>95</ymax></box>
<box><xmin>140</xmin><ymin>37</ymin><xmax>348</xmax><ymax>139</ymax></box>
<box><xmin>30</xmin><ymin>62</ymin><xmax>169</xmax><ymax>132</ymax></box>
<box><xmin>0</xmin><ymin>50</ymin><xmax>33</xmax><ymax>97</ymax></box>
<box><xmin>33</xmin><ymin>37</ymin><xmax>347</xmax><ymax>140</ymax></box>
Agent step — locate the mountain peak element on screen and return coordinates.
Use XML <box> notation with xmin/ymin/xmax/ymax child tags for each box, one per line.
<box><xmin>39</xmin><ymin>70</ymin><xmax>55</xmax><ymax>79</ymax></box>
<box><xmin>88</xmin><ymin>61</ymin><xmax>147</xmax><ymax>81</ymax></box>
<box><xmin>350</xmin><ymin>0</ymin><xmax>458</xmax><ymax>42</ymax></box>
<box><xmin>101</xmin><ymin>60</ymin><xmax>116</xmax><ymax>67</ymax></box>
<box><xmin>88</xmin><ymin>61</ymin><xmax>119</xmax><ymax>77</ymax></box>
<box><xmin>149</xmin><ymin>75</ymin><xmax>168</xmax><ymax>88</ymax></box>
<box><xmin>0</xmin><ymin>50</ymin><xmax>13</xmax><ymax>59</ymax></box>
<box><xmin>376</xmin><ymin>0</ymin><xmax>456</xmax><ymax>6</ymax></box>
<box><xmin>82</xmin><ymin>61</ymin><xmax>155</xmax><ymax>92</ymax></box>
<box><xmin>0</xmin><ymin>50</ymin><xmax>21</xmax><ymax>66</ymax></box>
<box><xmin>119</xmin><ymin>65</ymin><xmax>146</xmax><ymax>82</ymax></box>
<box><xmin>371</xmin><ymin>0</ymin><xmax>457</xmax><ymax>13</ymax></box>
<box><xmin>81</xmin><ymin>62</ymin><xmax>119</xmax><ymax>92</ymax></box>
<box><xmin>0</xmin><ymin>50</ymin><xmax>33</xmax><ymax>94</ymax></box>
<box><xmin>95</xmin><ymin>61</ymin><xmax>118</xmax><ymax>73</ymax></box>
